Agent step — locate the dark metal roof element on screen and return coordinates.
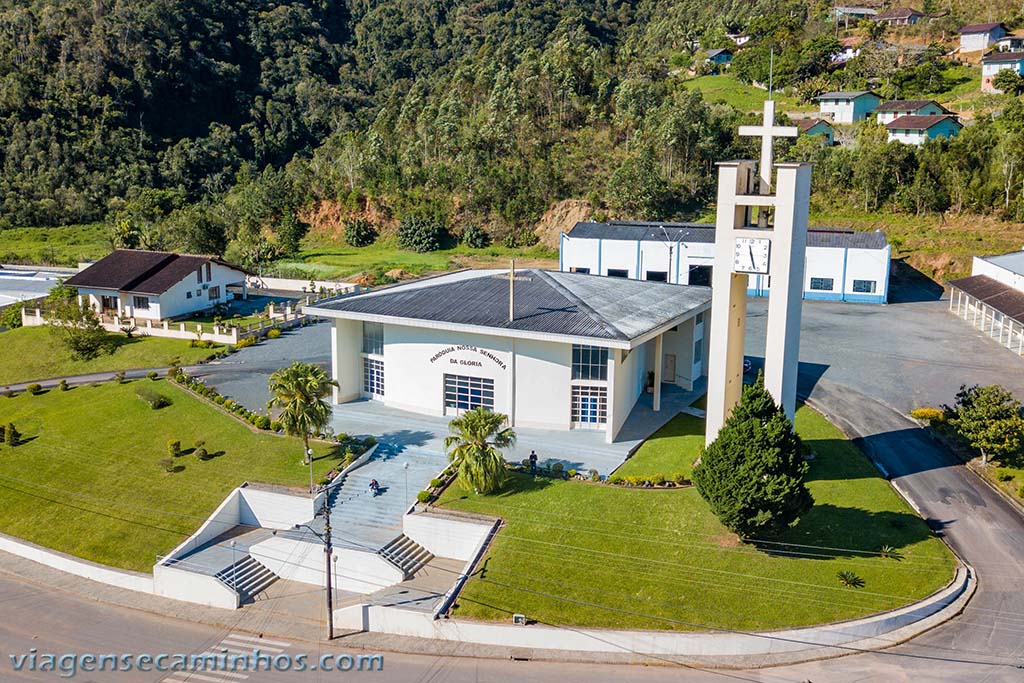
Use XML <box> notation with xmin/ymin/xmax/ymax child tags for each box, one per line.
<box><xmin>961</xmin><ymin>22</ymin><xmax>1005</xmax><ymax>34</ymax></box>
<box><xmin>309</xmin><ymin>269</ymin><xmax>711</xmax><ymax>343</ymax></box>
<box><xmin>884</xmin><ymin>114</ymin><xmax>961</xmax><ymax>131</ymax></box>
<box><xmin>875</xmin><ymin>99</ymin><xmax>947</xmax><ymax>113</ymax></box>
<box><xmin>566</xmin><ymin>222</ymin><xmax>889</xmax><ymax>250</ymax></box>
<box><xmin>948</xmin><ymin>275</ymin><xmax>1024</xmax><ymax>324</ymax></box>
<box><xmin>706</xmin><ymin>48</ymin><xmax>733</xmax><ymax>58</ymax></box>
<box><xmin>875</xmin><ymin>7</ymin><xmax>923</xmax><ymax>20</ymax></box>
<box><xmin>982</xmin><ymin>51</ymin><xmax>1024</xmax><ymax>63</ymax></box>
<box><xmin>796</xmin><ymin>118</ymin><xmax>833</xmax><ymax>132</ymax></box>
<box><xmin>65</xmin><ymin>250</ymin><xmax>245</xmax><ymax>295</ymax></box>
<box><xmin>815</xmin><ymin>90</ymin><xmax>879</xmax><ymax>100</ymax></box>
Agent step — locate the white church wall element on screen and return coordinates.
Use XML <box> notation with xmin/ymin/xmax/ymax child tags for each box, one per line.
<box><xmin>514</xmin><ymin>338</ymin><xmax>572</xmax><ymax>430</ymax></box>
<box><xmin>638</xmin><ymin>241</ymin><xmax>678</xmax><ymax>282</ymax></box>
<box><xmin>599</xmin><ymin>239</ymin><xmax>642</xmax><ymax>278</ymax></box>
<box><xmin>802</xmin><ymin>246</ymin><xmax>847</xmax><ymax>301</ymax></box>
<box><xmin>560</xmin><ymin>234</ymin><xmax>600</xmax><ymax>273</ymax></box>
<box><xmin>973</xmin><ymin>255</ymin><xmax>1024</xmax><ymax>292</ymax></box>
<box><xmin>844</xmin><ymin>246</ymin><xmax>890</xmax><ymax>303</ymax></box>
<box><xmin>610</xmin><ymin>342</ymin><xmax>649</xmax><ymax>440</ymax></box>
<box><xmin>332</xmin><ymin>319</ymin><xmax>363</xmax><ymax>402</ymax></box>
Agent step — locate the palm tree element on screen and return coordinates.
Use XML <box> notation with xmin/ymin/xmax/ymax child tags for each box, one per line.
<box><xmin>444</xmin><ymin>407</ymin><xmax>516</xmax><ymax>495</ymax></box>
<box><xmin>267</xmin><ymin>362</ymin><xmax>338</xmax><ymax>466</ymax></box>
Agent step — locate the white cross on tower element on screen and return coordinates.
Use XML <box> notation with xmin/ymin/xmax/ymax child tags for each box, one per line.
<box><xmin>737</xmin><ymin>100</ymin><xmax>798</xmax><ymax>195</ymax></box>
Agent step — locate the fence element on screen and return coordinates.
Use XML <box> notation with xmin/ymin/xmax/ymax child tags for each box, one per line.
<box><xmin>20</xmin><ymin>290</ymin><xmax>359</xmax><ymax>345</ymax></box>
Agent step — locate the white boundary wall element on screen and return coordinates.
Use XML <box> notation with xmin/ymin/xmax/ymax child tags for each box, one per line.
<box><xmin>248</xmin><ymin>537</ymin><xmax>405</xmax><ymax>594</ymax></box>
<box><xmin>402</xmin><ymin>511</ymin><xmax>495</xmax><ymax>561</ymax></box>
<box><xmin>336</xmin><ymin>565</ymin><xmax>971</xmax><ymax>656</ymax></box>
<box><xmin>0</xmin><ymin>531</ymin><xmax>153</xmax><ymax>594</ymax></box>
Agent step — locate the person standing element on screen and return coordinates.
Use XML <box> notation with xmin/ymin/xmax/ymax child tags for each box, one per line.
<box><xmin>529</xmin><ymin>450</ymin><xmax>538</xmax><ymax>474</ymax></box>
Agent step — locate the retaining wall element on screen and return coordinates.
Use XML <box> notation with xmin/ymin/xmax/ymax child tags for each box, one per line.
<box><xmin>0</xmin><ymin>531</ymin><xmax>153</xmax><ymax>594</ymax></box>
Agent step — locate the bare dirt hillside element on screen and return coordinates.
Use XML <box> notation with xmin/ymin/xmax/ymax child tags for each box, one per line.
<box><xmin>534</xmin><ymin>199</ymin><xmax>594</xmax><ymax>248</ymax></box>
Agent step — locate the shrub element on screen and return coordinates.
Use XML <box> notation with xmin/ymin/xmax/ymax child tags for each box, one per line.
<box><xmin>317</xmin><ymin>476</ymin><xmax>331</xmax><ymax>487</ymax></box>
<box><xmin>58</xmin><ymin>379</ymin><xmax>69</xmax><ymax>392</ymax></box>
<box><xmin>167</xmin><ymin>439</ymin><xmax>181</xmax><ymax>457</ymax></box>
<box><xmin>344</xmin><ymin>218</ymin><xmax>377</xmax><ymax>247</ymax></box>
<box><xmin>551</xmin><ymin>462</ymin><xmax>564</xmax><ymax>475</ymax></box>
<box><xmin>266</xmin><ymin>328</ymin><xmax>282</xmax><ymax>339</ymax></box>
<box><xmin>194</xmin><ymin>447</ymin><xmax>209</xmax><ymax>461</ymax></box>
<box><xmin>588</xmin><ymin>469</ymin><xmax>600</xmax><ymax>482</ymax></box>
<box><xmin>5</xmin><ymin>423</ymin><xmax>18</xmax><ymax>446</ymax></box>
<box><xmin>213</xmin><ymin>395</ymin><xmax>226</xmax><ymax>405</ymax></box>
<box><xmin>879</xmin><ymin>544</ymin><xmax>903</xmax><ymax>561</ymax></box>
<box><xmin>236</xmin><ymin>336</ymin><xmax>256</xmax><ymax>349</ymax></box>
<box><xmin>136</xmin><ymin>387</ymin><xmax>171</xmax><ymax>409</ymax></box>
<box><xmin>0</xmin><ymin>424</ymin><xmax>4</xmax><ymax>443</ymax></box>
<box><xmin>223</xmin><ymin>399</ymin><xmax>237</xmax><ymax>411</ymax></box>
<box><xmin>429</xmin><ymin>478</ymin><xmax>443</xmax><ymax>489</ymax></box>
<box><xmin>461</xmin><ymin>223</ymin><xmax>490</xmax><ymax>248</ymax></box>
<box><xmin>158</xmin><ymin>457</ymin><xmax>176</xmax><ymax>473</ymax></box>
<box><xmin>194</xmin><ymin>439</ymin><xmax>205</xmax><ymax>449</ymax></box>
<box><xmin>997</xmin><ymin>469</ymin><xmax>1016</xmax><ymax>482</ymax></box>
<box><xmin>693</xmin><ymin>374</ymin><xmax>812</xmax><ymax>537</ymax></box>
<box><xmin>146</xmin><ymin>371</ymin><xmax>158</xmax><ymax>380</ymax></box>
<box><xmin>837</xmin><ymin>570</ymin><xmax>865</xmax><ymax>588</ymax></box>
<box><xmin>910</xmin><ymin>407</ymin><xmax>945</xmax><ymax>423</ymax></box>
<box><xmin>363</xmin><ymin>436</ymin><xmax>377</xmax><ymax>448</ymax></box>
<box><xmin>606</xmin><ymin>474</ymin><xmax>623</xmax><ymax>485</ymax></box>
<box><xmin>26</xmin><ymin>383</ymin><xmax>42</xmax><ymax>395</ymax></box>
<box><xmin>397</xmin><ymin>215</ymin><xmax>447</xmax><ymax>253</ymax></box>
<box><xmin>254</xmin><ymin>415</ymin><xmax>271</xmax><ymax>430</ymax></box>
<box><xmin>672</xmin><ymin>473</ymin><xmax>690</xmax><ymax>485</ymax></box>
<box><xmin>568</xmin><ymin>469</ymin><xmax>577</xmax><ymax>478</ymax></box>
<box><xmin>0</xmin><ymin>302</ymin><xmax>24</xmax><ymax>329</ymax></box>
<box><xmin>1019</xmin><ymin>482</ymin><xmax>1024</xmax><ymax>499</ymax></box>
<box><xmin>416</xmin><ymin>490</ymin><xmax>432</xmax><ymax>503</ymax></box>
<box><xmin>649</xmin><ymin>473</ymin><xmax>666</xmax><ymax>486</ymax></box>
<box><xmin>271</xmin><ymin>420</ymin><xmax>282</xmax><ymax>432</ymax></box>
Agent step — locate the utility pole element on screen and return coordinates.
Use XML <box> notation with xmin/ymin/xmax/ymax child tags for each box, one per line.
<box><xmin>322</xmin><ymin>498</ymin><xmax>334</xmax><ymax>640</ymax></box>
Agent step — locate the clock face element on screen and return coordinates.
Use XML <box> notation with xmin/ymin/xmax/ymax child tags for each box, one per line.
<box><xmin>733</xmin><ymin>237</ymin><xmax>771</xmax><ymax>274</ymax></box>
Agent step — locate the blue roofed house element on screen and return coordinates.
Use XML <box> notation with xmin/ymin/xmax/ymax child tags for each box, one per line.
<box><xmin>885</xmin><ymin>115</ymin><xmax>963</xmax><ymax>145</ymax></box>
<box><xmin>816</xmin><ymin>90</ymin><xmax>882</xmax><ymax>124</ymax></box>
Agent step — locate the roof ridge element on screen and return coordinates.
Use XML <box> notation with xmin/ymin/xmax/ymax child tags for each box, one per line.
<box><xmin>533</xmin><ymin>270</ymin><xmax>627</xmax><ymax>340</ymax></box>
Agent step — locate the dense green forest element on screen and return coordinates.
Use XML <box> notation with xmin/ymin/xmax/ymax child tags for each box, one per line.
<box><xmin>2</xmin><ymin>0</ymin><xmax>1024</xmax><ymax>272</ymax></box>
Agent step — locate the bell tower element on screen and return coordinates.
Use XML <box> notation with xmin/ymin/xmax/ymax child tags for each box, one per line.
<box><xmin>705</xmin><ymin>100</ymin><xmax>812</xmax><ymax>444</ymax></box>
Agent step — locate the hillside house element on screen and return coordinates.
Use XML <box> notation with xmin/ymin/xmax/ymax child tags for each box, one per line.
<box><xmin>834</xmin><ymin>7</ymin><xmax>877</xmax><ymax>28</ymax></box>
<box><xmin>885</xmin><ymin>115</ymin><xmax>962</xmax><ymax>145</ymax></box>
<box><xmin>816</xmin><ymin>90</ymin><xmax>882</xmax><ymax>123</ymax></box>
<box><xmin>982</xmin><ymin>51</ymin><xmax>1024</xmax><ymax>92</ymax></box>
<box><xmin>875</xmin><ymin>100</ymin><xmax>950</xmax><ymax>125</ymax></box>
<box><xmin>873</xmin><ymin>8</ymin><xmax>924</xmax><ymax>26</ymax></box>
<box><xmin>796</xmin><ymin>119</ymin><xmax>836</xmax><ymax>145</ymax></box>
<box><xmin>704</xmin><ymin>48</ymin><xmax>733</xmax><ymax>66</ymax></box>
<box><xmin>960</xmin><ymin>22</ymin><xmax>1007</xmax><ymax>52</ymax></box>
<box><xmin>64</xmin><ymin>250</ymin><xmax>247</xmax><ymax>322</ymax></box>
<box><xmin>994</xmin><ymin>35</ymin><xmax>1024</xmax><ymax>52</ymax></box>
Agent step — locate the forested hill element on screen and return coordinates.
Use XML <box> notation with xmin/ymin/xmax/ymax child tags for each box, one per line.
<box><xmin>2</xmin><ymin>0</ymin><xmax>1024</xmax><ymax>274</ymax></box>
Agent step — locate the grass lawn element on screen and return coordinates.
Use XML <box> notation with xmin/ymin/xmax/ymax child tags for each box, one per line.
<box><xmin>680</xmin><ymin>75</ymin><xmax>809</xmax><ymax>114</ymax></box>
<box><xmin>0</xmin><ymin>326</ymin><xmax>221</xmax><ymax>385</ymax></box>
<box><xmin>0</xmin><ymin>380</ymin><xmax>341</xmax><ymax>571</ymax></box>
<box><xmin>613</xmin><ymin>412</ymin><xmax>704</xmax><ymax>480</ymax></box>
<box><xmin>437</xmin><ymin>406</ymin><xmax>955</xmax><ymax>631</ymax></box>
<box><xmin>0</xmin><ymin>223</ymin><xmax>109</xmax><ymax>266</ymax></box>
<box><xmin>274</xmin><ymin>239</ymin><xmax>559</xmax><ymax>280</ymax></box>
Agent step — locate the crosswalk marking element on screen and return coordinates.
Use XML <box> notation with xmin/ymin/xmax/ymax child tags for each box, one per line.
<box><xmin>164</xmin><ymin>673</ymin><xmax>237</xmax><ymax>683</ymax></box>
<box><xmin>209</xmin><ymin>646</ymin><xmax>253</xmax><ymax>656</ymax></box>
<box><xmin>220</xmin><ymin>639</ymin><xmax>285</xmax><ymax>653</ymax></box>
<box><xmin>228</xmin><ymin>633</ymin><xmax>291</xmax><ymax>648</ymax></box>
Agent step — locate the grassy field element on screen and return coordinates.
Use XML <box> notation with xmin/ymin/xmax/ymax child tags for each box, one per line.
<box><xmin>274</xmin><ymin>239</ymin><xmax>559</xmax><ymax>281</ymax></box>
<box><xmin>613</xmin><ymin>412</ymin><xmax>704</xmax><ymax>480</ymax></box>
<box><xmin>0</xmin><ymin>223</ymin><xmax>109</xmax><ymax>266</ymax></box>
<box><xmin>680</xmin><ymin>75</ymin><xmax>809</xmax><ymax>114</ymax></box>
<box><xmin>437</xmin><ymin>406</ymin><xmax>955</xmax><ymax>631</ymax></box>
<box><xmin>0</xmin><ymin>326</ymin><xmax>221</xmax><ymax>385</ymax></box>
<box><xmin>0</xmin><ymin>380</ymin><xmax>341</xmax><ymax>571</ymax></box>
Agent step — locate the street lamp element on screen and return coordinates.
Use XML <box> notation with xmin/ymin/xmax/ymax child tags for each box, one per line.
<box><xmin>403</xmin><ymin>461</ymin><xmax>409</xmax><ymax>508</ymax></box>
<box><xmin>332</xmin><ymin>554</ymin><xmax>339</xmax><ymax>604</ymax></box>
<box><xmin>307</xmin><ymin>447</ymin><xmax>314</xmax><ymax>496</ymax></box>
<box><xmin>230</xmin><ymin>540</ymin><xmax>237</xmax><ymax>592</ymax></box>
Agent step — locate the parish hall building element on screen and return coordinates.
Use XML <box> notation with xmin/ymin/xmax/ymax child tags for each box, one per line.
<box><xmin>307</xmin><ymin>269</ymin><xmax>711</xmax><ymax>442</ymax></box>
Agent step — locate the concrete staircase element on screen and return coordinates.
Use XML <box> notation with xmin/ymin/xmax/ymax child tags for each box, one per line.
<box><xmin>215</xmin><ymin>555</ymin><xmax>278</xmax><ymax>601</ymax></box>
<box><xmin>378</xmin><ymin>534</ymin><xmax>434</xmax><ymax>579</ymax></box>
<box><xmin>322</xmin><ymin>445</ymin><xmax>448</xmax><ymax>552</ymax></box>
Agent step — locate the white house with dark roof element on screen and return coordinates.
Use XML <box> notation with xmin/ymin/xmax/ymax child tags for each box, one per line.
<box><xmin>885</xmin><ymin>115</ymin><xmax>962</xmax><ymax>145</ymax></box>
<box><xmin>948</xmin><ymin>250</ymin><xmax>1024</xmax><ymax>356</ymax></box>
<box><xmin>873</xmin><ymin>7</ymin><xmax>924</xmax><ymax>26</ymax></box>
<box><xmin>982</xmin><ymin>51</ymin><xmax>1024</xmax><ymax>92</ymax></box>
<box><xmin>305</xmin><ymin>269</ymin><xmax>711</xmax><ymax>442</ymax></box>
<box><xmin>64</xmin><ymin>249</ymin><xmax>247</xmax><ymax>321</ymax></box>
<box><xmin>960</xmin><ymin>22</ymin><xmax>1007</xmax><ymax>52</ymax></box>
<box><xmin>559</xmin><ymin>220</ymin><xmax>891</xmax><ymax>303</ymax></box>
<box><xmin>815</xmin><ymin>91</ymin><xmax>882</xmax><ymax>123</ymax></box>
<box><xmin>875</xmin><ymin>100</ymin><xmax>950</xmax><ymax>125</ymax></box>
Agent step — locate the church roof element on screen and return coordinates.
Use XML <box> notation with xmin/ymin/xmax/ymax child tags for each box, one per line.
<box><xmin>306</xmin><ymin>269</ymin><xmax>711</xmax><ymax>348</ymax></box>
<box><xmin>566</xmin><ymin>221</ymin><xmax>889</xmax><ymax>250</ymax></box>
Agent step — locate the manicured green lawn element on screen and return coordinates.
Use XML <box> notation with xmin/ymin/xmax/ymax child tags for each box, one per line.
<box><xmin>0</xmin><ymin>223</ymin><xmax>109</xmax><ymax>265</ymax></box>
<box><xmin>0</xmin><ymin>381</ymin><xmax>341</xmax><ymax>571</ymax></box>
<box><xmin>614</xmin><ymin>412</ymin><xmax>704</xmax><ymax>480</ymax></box>
<box><xmin>437</xmin><ymin>406</ymin><xmax>955</xmax><ymax>631</ymax></box>
<box><xmin>275</xmin><ymin>239</ymin><xmax>559</xmax><ymax>280</ymax></box>
<box><xmin>0</xmin><ymin>326</ymin><xmax>221</xmax><ymax>385</ymax></box>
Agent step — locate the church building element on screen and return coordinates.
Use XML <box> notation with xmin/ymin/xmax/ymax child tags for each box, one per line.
<box><xmin>307</xmin><ymin>268</ymin><xmax>711</xmax><ymax>443</ymax></box>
